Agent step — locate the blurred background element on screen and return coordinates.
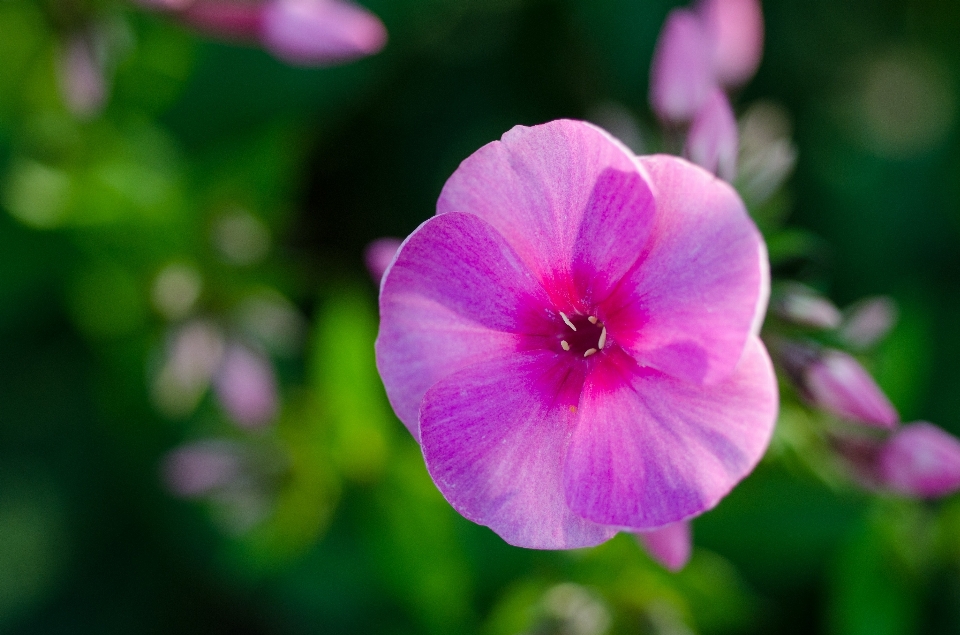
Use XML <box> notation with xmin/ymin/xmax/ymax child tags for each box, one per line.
<box><xmin>2</xmin><ymin>0</ymin><xmax>960</xmax><ymax>633</ymax></box>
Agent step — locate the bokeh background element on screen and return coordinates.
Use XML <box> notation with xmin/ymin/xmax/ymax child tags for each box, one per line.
<box><xmin>2</xmin><ymin>0</ymin><xmax>960</xmax><ymax>633</ymax></box>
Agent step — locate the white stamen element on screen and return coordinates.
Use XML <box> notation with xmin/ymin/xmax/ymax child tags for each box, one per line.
<box><xmin>584</xmin><ymin>348</ymin><xmax>597</xmax><ymax>357</ymax></box>
<box><xmin>587</xmin><ymin>316</ymin><xmax>598</xmax><ymax>324</ymax></box>
<box><xmin>559</xmin><ymin>311</ymin><xmax>576</xmax><ymax>331</ymax></box>
<box><xmin>598</xmin><ymin>327</ymin><xmax>607</xmax><ymax>350</ymax></box>
<box><xmin>560</xmin><ymin>340</ymin><xmax>570</xmax><ymax>351</ymax></box>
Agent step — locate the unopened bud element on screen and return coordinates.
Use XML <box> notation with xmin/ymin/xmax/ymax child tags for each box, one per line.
<box><xmin>161</xmin><ymin>440</ymin><xmax>244</xmax><ymax>498</ymax></box>
<box><xmin>771</xmin><ymin>283</ymin><xmax>842</xmax><ymax>329</ymax></box>
<box><xmin>634</xmin><ymin>521</ymin><xmax>692</xmax><ymax>572</ymax></box>
<box><xmin>839</xmin><ymin>296</ymin><xmax>898</xmax><ymax>350</ymax></box>
<box><xmin>805</xmin><ymin>349</ymin><xmax>899</xmax><ymax>428</ymax></box>
<box><xmin>685</xmin><ymin>89</ymin><xmax>739</xmax><ymax>182</ymax></box>
<box><xmin>214</xmin><ymin>344</ymin><xmax>278</xmax><ymax>428</ymax></box>
<box><xmin>649</xmin><ymin>9</ymin><xmax>715</xmax><ymax>124</ymax></box>
<box><xmin>878</xmin><ymin>422</ymin><xmax>960</xmax><ymax>498</ymax></box>
<box><xmin>699</xmin><ymin>0</ymin><xmax>764</xmax><ymax>88</ymax></box>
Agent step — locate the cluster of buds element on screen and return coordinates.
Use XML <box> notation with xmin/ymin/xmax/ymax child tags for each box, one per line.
<box><xmin>769</xmin><ymin>284</ymin><xmax>960</xmax><ymax>500</ymax></box>
<box><xmin>136</xmin><ymin>0</ymin><xmax>387</xmax><ymax>66</ymax></box>
<box><xmin>649</xmin><ymin>0</ymin><xmax>764</xmax><ymax>181</ymax></box>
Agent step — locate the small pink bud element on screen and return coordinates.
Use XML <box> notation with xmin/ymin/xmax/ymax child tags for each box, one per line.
<box><xmin>364</xmin><ymin>237</ymin><xmax>402</xmax><ymax>284</ymax></box>
<box><xmin>177</xmin><ymin>1</ymin><xmax>261</xmax><ymax>40</ymax></box>
<box><xmin>839</xmin><ymin>296</ymin><xmax>898</xmax><ymax>350</ymax></box>
<box><xmin>161</xmin><ymin>440</ymin><xmax>244</xmax><ymax>497</ymax></box>
<box><xmin>58</xmin><ymin>32</ymin><xmax>107</xmax><ymax>118</ymax></box>
<box><xmin>685</xmin><ymin>89</ymin><xmax>738</xmax><ymax>182</ymax></box>
<box><xmin>214</xmin><ymin>344</ymin><xmax>278</xmax><ymax>428</ymax></box>
<box><xmin>635</xmin><ymin>521</ymin><xmax>692</xmax><ymax>572</ymax></box>
<box><xmin>805</xmin><ymin>349</ymin><xmax>899</xmax><ymax>428</ymax></box>
<box><xmin>260</xmin><ymin>0</ymin><xmax>388</xmax><ymax>66</ymax></box>
<box><xmin>699</xmin><ymin>0</ymin><xmax>764</xmax><ymax>88</ymax></box>
<box><xmin>878</xmin><ymin>422</ymin><xmax>960</xmax><ymax>498</ymax></box>
<box><xmin>771</xmin><ymin>284</ymin><xmax>843</xmax><ymax>329</ymax></box>
<box><xmin>649</xmin><ymin>9</ymin><xmax>715</xmax><ymax>124</ymax></box>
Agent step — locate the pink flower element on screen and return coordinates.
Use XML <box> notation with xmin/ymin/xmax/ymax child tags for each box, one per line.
<box><xmin>700</xmin><ymin>0</ymin><xmax>764</xmax><ymax>88</ymax></box>
<box><xmin>213</xmin><ymin>343</ymin><xmax>279</xmax><ymax>428</ymax></box>
<box><xmin>364</xmin><ymin>237</ymin><xmax>402</xmax><ymax>284</ymax></box>
<box><xmin>804</xmin><ymin>349</ymin><xmax>899</xmax><ymax>428</ymax></box>
<box><xmin>685</xmin><ymin>89</ymin><xmax>739</xmax><ymax>182</ymax></box>
<box><xmin>878</xmin><ymin>422</ymin><xmax>960</xmax><ymax>498</ymax></box>
<box><xmin>144</xmin><ymin>0</ymin><xmax>386</xmax><ymax>66</ymax></box>
<box><xmin>57</xmin><ymin>31</ymin><xmax>108</xmax><ymax>118</ymax></box>
<box><xmin>649</xmin><ymin>9</ymin><xmax>715</xmax><ymax>124</ymax></box>
<box><xmin>376</xmin><ymin>120</ymin><xmax>778</xmax><ymax>549</ymax></box>
<box><xmin>635</xmin><ymin>521</ymin><xmax>693</xmax><ymax>571</ymax></box>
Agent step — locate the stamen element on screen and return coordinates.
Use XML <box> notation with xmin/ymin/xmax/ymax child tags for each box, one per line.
<box><xmin>559</xmin><ymin>311</ymin><xmax>577</xmax><ymax>331</ymax></box>
<box><xmin>598</xmin><ymin>327</ymin><xmax>607</xmax><ymax>350</ymax></box>
<box><xmin>587</xmin><ymin>316</ymin><xmax>598</xmax><ymax>325</ymax></box>
<box><xmin>560</xmin><ymin>340</ymin><xmax>570</xmax><ymax>351</ymax></box>
<box><xmin>584</xmin><ymin>348</ymin><xmax>597</xmax><ymax>357</ymax></box>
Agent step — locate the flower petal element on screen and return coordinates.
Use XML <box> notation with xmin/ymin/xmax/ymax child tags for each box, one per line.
<box><xmin>420</xmin><ymin>351</ymin><xmax>617</xmax><ymax>549</ymax></box>
<box><xmin>603</xmin><ymin>155</ymin><xmax>768</xmax><ymax>385</ymax></box>
<box><xmin>376</xmin><ymin>212</ymin><xmax>552</xmax><ymax>438</ymax></box>
<box><xmin>564</xmin><ymin>336</ymin><xmax>777</xmax><ymax>529</ymax></box>
<box><xmin>436</xmin><ymin>120</ymin><xmax>649</xmax><ymax>301</ymax></box>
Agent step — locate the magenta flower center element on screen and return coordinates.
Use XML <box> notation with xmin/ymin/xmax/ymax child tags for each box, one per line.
<box><xmin>555</xmin><ymin>311</ymin><xmax>607</xmax><ymax>358</ymax></box>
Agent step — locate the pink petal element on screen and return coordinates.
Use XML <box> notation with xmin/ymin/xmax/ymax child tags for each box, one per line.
<box><xmin>364</xmin><ymin>237</ymin><xmax>402</xmax><ymax>285</ymax></box>
<box><xmin>436</xmin><ymin>120</ymin><xmax>649</xmax><ymax>302</ymax></box>
<box><xmin>804</xmin><ymin>350</ymin><xmax>898</xmax><ymax>428</ymax></box>
<box><xmin>260</xmin><ymin>0</ymin><xmax>387</xmax><ymax>66</ymax></box>
<box><xmin>603</xmin><ymin>155</ymin><xmax>768</xmax><ymax>385</ymax></box>
<box><xmin>684</xmin><ymin>89</ymin><xmax>739</xmax><ymax>183</ymax></box>
<box><xmin>878</xmin><ymin>422</ymin><xmax>960</xmax><ymax>498</ymax></box>
<box><xmin>376</xmin><ymin>212</ymin><xmax>553</xmax><ymax>439</ymax></box>
<box><xmin>634</xmin><ymin>521</ymin><xmax>692</xmax><ymax>571</ymax></box>
<box><xmin>420</xmin><ymin>351</ymin><xmax>617</xmax><ymax>549</ymax></box>
<box><xmin>649</xmin><ymin>9</ymin><xmax>716</xmax><ymax>123</ymax></box>
<box><xmin>564</xmin><ymin>336</ymin><xmax>777</xmax><ymax>529</ymax></box>
<box><xmin>213</xmin><ymin>344</ymin><xmax>278</xmax><ymax>428</ymax></box>
<box><xmin>700</xmin><ymin>0</ymin><xmax>764</xmax><ymax>88</ymax></box>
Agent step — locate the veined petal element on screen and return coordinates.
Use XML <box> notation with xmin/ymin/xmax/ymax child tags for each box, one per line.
<box><xmin>420</xmin><ymin>351</ymin><xmax>617</xmax><ymax>549</ymax></box>
<box><xmin>376</xmin><ymin>212</ymin><xmax>552</xmax><ymax>438</ymax></box>
<box><xmin>604</xmin><ymin>155</ymin><xmax>768</xmax><ymax>385</ymax></box>
<box><xmin>436</xmin><ymin>120</ymin><xmax>649</xmax><ymax>303</ymax></box>
<box><xmin>564</xmin><ymin>336</ymin><xmax>777</xmax><ymax>529</ymax></box>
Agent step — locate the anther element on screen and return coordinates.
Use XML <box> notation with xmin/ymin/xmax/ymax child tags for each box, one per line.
<box><xmin>584</xmin><ymin>348</ymin><xmax>597</xmax><ymax>357</ymax></box>
<box><xmin>588</xmin><ymin>316</ymin><xmax>598</xmax><ymax>325</ymax></box>
<box><xmin>598</xmin><ymin>327</ymin><xmax>607</xmax><ymax>350</ymax></box>
<box><xmin>559</xmin><ymin>311</ymin><xmax>577</xmax><ymax>331</ymax></box>
<box><xmin>560</xmin><ymin>340</ymin><xmax>570</xmax><ymax>351</ymax></box>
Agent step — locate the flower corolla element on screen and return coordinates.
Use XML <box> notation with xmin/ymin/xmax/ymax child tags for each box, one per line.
<box><xmin>376</xmin><ymin>120</ymin><xmax>778</xmax><ymax>549</ymax></box>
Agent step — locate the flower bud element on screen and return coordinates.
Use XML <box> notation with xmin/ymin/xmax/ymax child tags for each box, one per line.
<box><xmin>58</xmin><ymin>31</ymin><xmax>107</xmax><ymax>118</ymax></box>
<box><xmin>261</xmin><ymin>0</ymin><xmax>388</xmax><ymax>66</ymax></box>
<box><xmin>804</xmin><ymin>349</ymin><xmax>899</xmax><ymax>428</ymax></box>
<box><xmin>685</xmin><ymin>89</ymin><xmax>738</xmax><ymax>182</ymax></box>
<box><xmin>839</xmin><ymin>296</ymin><xmax>898</xmax><ymax>350</ymax></box>
<box><xmin>771</xmin><ymin>283</ymin><xmax>842</xmax><ymax>329</ymax></box>
<box><xmin>649</xmin><ymin>9</ymin><xmax>715</xmax><ymax>124</ymax></box>
<box><xmin>877</xmin><ymin>422</ymin><xmax>960</xmax><ymax>498</ymax></box>
<box><xmin>699</xmin><ymin>0</ymin><xmax>764</xmax><ymax>88</ymax></box>
<box><xmin>214</xmin><ymin>344</ymin><xmax>278</xmax><ymax>428</ymax></box>
<box><xmin>161</xmin><ymin>440</ymin><xmax>244</xmax><ymax>498</ymax></box>
<box><xmin>635</xmin><ymin>521</ymin><xmax>692</xmax><ymax>572</ymax></box>
<box><xmin>364</xmin><ymin>237</ymin><xmax>402</xmax><ymax>285</ymax></box>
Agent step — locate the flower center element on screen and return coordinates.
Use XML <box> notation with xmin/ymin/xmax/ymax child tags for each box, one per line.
<box><xmin>556</xmin><ymin>312</ymin><xmax>607</xmax><ymax>358</ymax></box>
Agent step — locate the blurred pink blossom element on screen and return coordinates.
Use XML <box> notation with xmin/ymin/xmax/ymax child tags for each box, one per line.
<box><xmin>214</xmin><ymin>344</ymin><xmax>279</xmax><ymax>428</ymax></box>
<box><xmin>839</xmin><ymin>296</ymin><xmax>898</xmax><ymax>350</ymax></box>
<box><xmin>649</xmin><ymin>9</ymin><xmax>714</xmax><ymax>123</ymax></box>
<box><xmin>805</xmin><ymin>350</ymin><xmax>899</xmax><ymax>428</ymax></box>
<box><xmin>771</xmin><ymin>284</ymin><xmax>843</xmax><ymax>330</ymax></box>
<box><xmin>364</xmin><ymin>237</ymin><xmax>402</xmax><ymax>284</ymax></box>
<box><xmin>57</xmin><ymin>32</ymin><xmax>107</xmax><ymax>118</ymax></box>
<box><xmin>635</xmin><ymin>521</ymin><xmax>693</xmax><ymax>571</ymax></box>
<box><xmin>878</xmin><ymin>422</ymin><xmax>960</xmax><ymax>498</ymax></box>
<box><xmin>162</xmin><ymin>440</ymin><xmax>244</xmax><ymax>497</ymax></box>
<box><xmin>700</xmin><ymin>0</ymin><xmax>764</xmax><ymax>88</ymax></box>
<box><xmin>685</xmin><ymin>88</ymin><xmax>739</xmax><ymax>181</ymax></box>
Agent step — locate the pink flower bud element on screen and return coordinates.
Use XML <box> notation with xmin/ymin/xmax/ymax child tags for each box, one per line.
<box><xmin>699</xmin><ymin>0</ymin><xmax>764</xmax><ymax>88</ymax></box>
<box><xmin>58</xmin><ymin>32</ymin><xmax>107</xmax><ymax>118</ymax></box>
<box><xmin>685</xmin><ymin>89</ymin><xmax>738</xmax><ymax>182</ymax></box>
<box><xmin>261</xmin><ymin>0</ymin><xmax>387</xmax><ymax>66</ymax></box>
<box><xmin>878</xmin><ymin>422</ymin><xmax>960</xmax><ymax>498</ymax></box>
<box><xmin>839</xmin><ymin>296</ymin><xmax>898</xmax><ymax>350</ymax></box>
<box><xmin>635</xmin><ymin>521</ymin><xmax>692</xmax><ymax>571</ymax></box>
<box><xmin>214</xmin><ymin>344</ymin><xmax>278</xmax><ymax>428</ymax></box>
<box><xmin>771</xmin><ymin>284</ymin><xmax>842</xmax><ymax>329</ymax></box>
<box><xmin>177</xmin><ymin>1</ymin><xmax>261</xmax><ymax>41</ymax></box>
<box><xmin>649</xmin><ymin>9</ymin><xmax>715</xmax><ymax>124</ymax></box>
<box><xmin>805</xmin><ymin>349</ymin><xmax>899</xmax><ymax>428</ymax></box>
<box><xmin>364</xmin><ymin>237</ymin><xmax>402</xmax><ymax>284</ymax></box>
<box><xmin>161</xmin><ymin>440</ymin><xmax>244</xmax><ymax>497</ymax></box>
